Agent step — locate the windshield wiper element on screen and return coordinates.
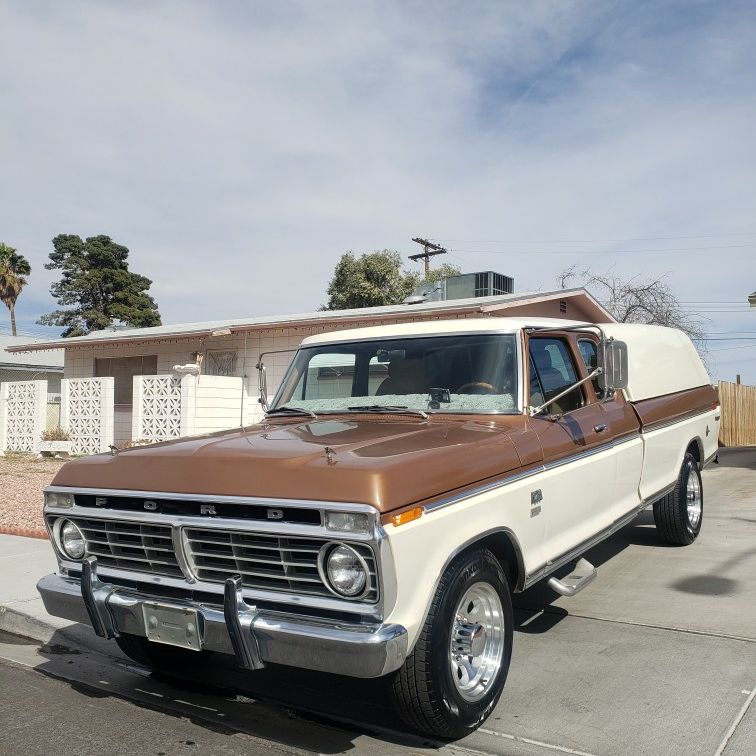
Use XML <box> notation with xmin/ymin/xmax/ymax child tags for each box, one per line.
<box><xmin>346</xmin><ymin>404</ymin><xmax>428</xmax><ymax>420</ymax></box>
<box><xmin>266</xmin><ymin>406</ymin><xmax>317</xmax><ymax>419</ymax></box>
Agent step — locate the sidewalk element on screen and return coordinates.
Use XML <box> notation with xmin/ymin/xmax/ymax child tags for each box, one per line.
<box><xmin>0</xmin><ymin>533</ymin><xmax>73</xmax><ymax>640</ymax></box>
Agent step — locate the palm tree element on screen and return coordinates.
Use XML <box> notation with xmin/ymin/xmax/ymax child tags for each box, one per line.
<box><xmin>0</xmin><ymin>243</ymin><xmax>32</xmax><ymax>336</ymax></box>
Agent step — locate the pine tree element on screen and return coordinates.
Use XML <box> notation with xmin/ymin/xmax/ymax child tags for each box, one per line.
<box><xmin>38</xmin><ymin>234</ymin><xmax>161</xmax><ymax>337</ymax></box>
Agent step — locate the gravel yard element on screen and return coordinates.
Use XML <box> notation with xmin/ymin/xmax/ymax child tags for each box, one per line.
<box><xmin>0</xmin><ymin>455</ymin><xmax>65</xmax><ymax>536</ymax></box>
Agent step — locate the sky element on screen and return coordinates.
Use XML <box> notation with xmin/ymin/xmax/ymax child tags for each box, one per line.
<box><xmin>1</xmin><ymin>0</ymin><xmax>755</xmax><ymax>381</ymax></box>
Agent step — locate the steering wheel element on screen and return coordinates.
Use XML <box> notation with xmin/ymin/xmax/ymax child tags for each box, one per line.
<box><xmin>456</xmin><ymin>381</ymin><xmax>497</xmax><ymax>395</ymax></box>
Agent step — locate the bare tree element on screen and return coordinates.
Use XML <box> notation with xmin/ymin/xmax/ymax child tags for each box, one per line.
<box><xmin>558</xmin><ymin>265</ymin><xmax>706</xmax><ymax>346</ymax></box>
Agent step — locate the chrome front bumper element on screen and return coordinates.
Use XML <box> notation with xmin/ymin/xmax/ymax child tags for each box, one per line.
<box><xmin>37</xmin><ymin>557</ymin><xmax>408</xmax><ymax>679</ymax></box>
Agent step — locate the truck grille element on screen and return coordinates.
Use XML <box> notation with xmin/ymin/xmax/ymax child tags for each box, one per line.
<box><xmin>184</xmin><ymin>528</ymin><xmax>378</xmax><ymax>601</ymax></box>
<box><xmin>64</xmin><ymin>517</ymin><xmax>183</xmax><ymax>578</ymax></box>
<box><xmin>47</xmin><ymin>516</ymin><xmax>379</xmax><ymax>602</ymax></box>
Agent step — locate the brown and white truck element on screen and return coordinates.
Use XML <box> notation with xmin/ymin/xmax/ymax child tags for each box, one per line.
<box><xmin>38</xmin><ymin>317</ymin><xmax>719</xmax><ymax>738</ymax></box>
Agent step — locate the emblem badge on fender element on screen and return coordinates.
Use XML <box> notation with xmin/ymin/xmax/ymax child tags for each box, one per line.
<box><xmin>530</xmin><ymin>489</ymin><xmax>542</xmax><ymax>517</ymax></box>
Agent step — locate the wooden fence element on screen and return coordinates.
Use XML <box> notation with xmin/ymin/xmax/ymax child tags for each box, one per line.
<box><xmin>719</xmin><ymin>380</ymin><xmax>756</xmax><ymax>446</ymax></box>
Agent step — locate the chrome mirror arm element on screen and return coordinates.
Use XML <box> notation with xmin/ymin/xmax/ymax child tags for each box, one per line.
<box><xmin>256</xmin><ymin>361</ymin><xmax>269</xmax><ymax>412</ymax></box>
<box><xmin>528</xmin><ymin>367</ymin><xmax>602</xmax><ymax>417</ymax></box>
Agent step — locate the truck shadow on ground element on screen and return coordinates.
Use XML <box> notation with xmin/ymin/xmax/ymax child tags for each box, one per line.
<box><xmin>26</xmin><ymin>626</ymin><xmax>442</xmax><ymax>753</ymax></box>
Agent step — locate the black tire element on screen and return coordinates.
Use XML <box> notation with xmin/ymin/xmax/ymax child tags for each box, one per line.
<box><xmin>391</xmin><ymin>548</ymin><xmax>513</xmax><ymax>739</ymax></box>
<box><xmin>115</xmin><ymin>633</ymin><xmax>214</xmax><ymax>673</ymax></box>
<box><xmin>653</xmin><ymin>452</ymin><xmax>703</xmax><ymax>545</ymax></box>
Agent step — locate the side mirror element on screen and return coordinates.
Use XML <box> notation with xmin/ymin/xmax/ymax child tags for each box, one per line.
<box><xmin>599</xmin><ymin>339</ymin><xmax>628</xmax><ymax>392</ymax></box>
<box><xmin>256</xmin><ymin>360</ymin><xmax>269</xmax><ymax>412</ymax></box>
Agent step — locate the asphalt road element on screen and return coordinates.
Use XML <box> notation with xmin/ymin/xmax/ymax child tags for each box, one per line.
<box><xmin>0</xmin><ymin>448</ymin><xmax>754</xmax><ymax>756</ymax></box>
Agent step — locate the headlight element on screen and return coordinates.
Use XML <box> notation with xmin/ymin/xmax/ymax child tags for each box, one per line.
<box><xmin>324</xmin><ymin>511</ymin><xmax>371</xmax><ymax>533</ymax></box>
<box><xmin>57</xmin><ymin>520</ymin><xmax>86</xmax><ymax>560</ymax></box>
<box><xmin>45</xmin><ymin>491</ymin><xmax>74</xmax><ymax>508</ymax></box>
<box><xmin>322</xmin><ymin>544</ymin><xmax>368</xmax><ymax>597</ymax></box>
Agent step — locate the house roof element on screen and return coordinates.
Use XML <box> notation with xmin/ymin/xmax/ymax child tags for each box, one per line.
<box><xmin>303</xmin><ymin>317</ymin><xmax>588</xmax><ymax>345</ymax></box>
<box><xmin>8</xmin><ymin>288</ymin><xmax>614</xmax><ymax>353</ymax></box>
<box><xmin>0</xmin><ymin>335</ymin><xmax>64</xmax><ymax>369</ymax></box>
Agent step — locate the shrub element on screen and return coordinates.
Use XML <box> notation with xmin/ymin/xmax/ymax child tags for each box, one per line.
<box><xmin>41</xmin><ymin>426</ymin><xmax>71</xmax><ymax>441</ymax></box>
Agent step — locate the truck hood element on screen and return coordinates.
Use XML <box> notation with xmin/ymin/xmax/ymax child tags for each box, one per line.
<box><xmin>51</xmin><ymin>416</ymin><xmax>538</xmax><ymax>513</ymax></box>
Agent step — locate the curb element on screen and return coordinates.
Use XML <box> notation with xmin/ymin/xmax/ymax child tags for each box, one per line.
<box><xmin>0</xmin><ymin>526</ymin><xmax>47</xmax><ymax>539</ymax></box>
<box><xmin>0</xmin><ymin>604</ymin><xmax>58</xmax><ymax>644</ymax></box>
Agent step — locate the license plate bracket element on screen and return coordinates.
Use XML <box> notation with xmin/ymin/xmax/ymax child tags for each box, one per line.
<box><xmin>141</xmin><ymin>601</ymin><xmax>201</xmax><ymax>651</ymax></box>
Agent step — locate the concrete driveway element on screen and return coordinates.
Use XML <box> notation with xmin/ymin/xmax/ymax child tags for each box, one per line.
<box><xmin>0</xmin><ymin>448</ymin><xmax>754</xmax><ymax>755</ymax></box>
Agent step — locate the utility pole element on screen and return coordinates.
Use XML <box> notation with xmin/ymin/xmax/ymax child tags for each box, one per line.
<box><xmin>409</xmin><ymin>237</ymin><xmax>447</xmax><ymax>276</ymax></box>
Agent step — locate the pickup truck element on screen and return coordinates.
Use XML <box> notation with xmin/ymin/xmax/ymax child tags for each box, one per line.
<box><xmin>38</xmin><ymin>317</ymin><xmax>720</xmax><ymax>738</ymax></box>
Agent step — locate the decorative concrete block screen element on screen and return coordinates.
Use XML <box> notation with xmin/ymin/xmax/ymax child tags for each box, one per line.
<box><xmin>61</xmin><ymin>377</ymin><xmax>115</xmax><ymax>455</ymax></box>
<box><xmin>133</xmin><ymin>374</ymin><xmax>190</xmax><ymax>442</ymax></box>
<box><xmin>0</xmin><ymin>380</ymin><xmax>47</xmax><ymax>453</ymax></box>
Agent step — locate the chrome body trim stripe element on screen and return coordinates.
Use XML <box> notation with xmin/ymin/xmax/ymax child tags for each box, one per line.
<box><xmin>423</xmin><ymin>434</ymin><xmax>640</xmax><ymax>515</ymax></box>
<box><xmin>639</xmin><ymin>406</ymin><xmax>716</xmax><ymax>434</ymax></box>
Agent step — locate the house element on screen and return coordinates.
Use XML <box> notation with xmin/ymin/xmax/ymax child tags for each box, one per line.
<box><xmin>0</xmin><ymin>335</ymin><xmax>63</xmax><ymax>390</ymax></box>
<box><xmin>5</xmin><ymin>287</ymin><xmax>613</xmax><ymax>454</ymax></box>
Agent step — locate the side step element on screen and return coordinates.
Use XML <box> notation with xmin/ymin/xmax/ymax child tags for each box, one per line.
<box><xmin>547</xmin><ymin>558</ymin><xmax>598</xmax><ymax>597</ymax></box>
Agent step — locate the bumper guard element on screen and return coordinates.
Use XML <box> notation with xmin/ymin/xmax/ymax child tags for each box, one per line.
<box><xmin>38</xmin><ymin>558</ymin><xmax>408</xmax><ymax>679</ymax></box>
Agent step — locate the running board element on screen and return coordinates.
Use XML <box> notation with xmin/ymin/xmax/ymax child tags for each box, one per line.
<box><xmin>547</xmin><ymin>558</ymin><xmax>597</xmax><ymax>597</ymax></box>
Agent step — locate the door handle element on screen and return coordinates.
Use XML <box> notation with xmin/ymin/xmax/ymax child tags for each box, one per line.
<box><xmin>593</xmin><ymin>423</ymin><xmax>608</xmax><ymax>433</ymax></box>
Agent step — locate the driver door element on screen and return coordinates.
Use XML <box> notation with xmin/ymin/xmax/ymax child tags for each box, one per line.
<box><xmin>526</xmin><ymin>335</ymin><xmax>617</xmax><ymax>565</ymax></box>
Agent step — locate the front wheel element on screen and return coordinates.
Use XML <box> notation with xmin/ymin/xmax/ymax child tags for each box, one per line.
<box><xmin>391</xmin><ymin>548</ymin><xmax>513</xmax><ymax>739</ymax></box>
<box><xmin>653</xmin><ymin>451</ymin><xmax>703</xmax><ymax>545</ymax></box>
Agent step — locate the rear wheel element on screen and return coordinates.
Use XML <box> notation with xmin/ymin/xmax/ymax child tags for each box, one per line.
<box><xmin>115</xmin><ymin>633</ymin><xmax>214</xmax><ymax>673</ymax></box>
<box><xmin>653</xmin><ymin>452</ymin><xmax>703</xmax><ymax>545</ymax></box>
<box><xmin>391</xmin><ymin>548</ymin><xmax>513</xmax><ymax>739</ymax></box>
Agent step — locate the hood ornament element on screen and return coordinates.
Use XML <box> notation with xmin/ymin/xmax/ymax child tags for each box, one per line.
<box><xmin>324</xmin><ymin>446</ymin><xmax>337</xmax><ymax>465</ymax></box>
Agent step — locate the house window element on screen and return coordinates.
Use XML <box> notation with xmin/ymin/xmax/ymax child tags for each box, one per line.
<box><xmin>95</xmin><ymin>355</ymin><xmax>158</xmax><ymax>406</ymax></box>
<box><xmin>206</xmin><ymin>350</ymin><xmax>238</xmax><ymax>377</ymax></box>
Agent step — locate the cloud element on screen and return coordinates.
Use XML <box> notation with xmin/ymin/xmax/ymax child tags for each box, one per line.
<box><xmin>1</xmin><ymin>1</ymin><xmax>755</xmax><ymax>379</ymax></box>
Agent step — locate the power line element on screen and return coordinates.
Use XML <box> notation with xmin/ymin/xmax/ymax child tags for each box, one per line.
<box><xmin>433</xmin><ymin>231</ymin><xmax>756</xmax><ymax>244</ymax></box>
<box><xmin>449</xmin><ymin>243</ymin><xmax>756</xmax><ymax>255</ymax></box>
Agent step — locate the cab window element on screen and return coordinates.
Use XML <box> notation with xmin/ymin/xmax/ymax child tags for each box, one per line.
<box><xmin>578</xmin><ymin>339</ymin><xmax>602</xmax><ymax>395</ymax></box>
<box><xmin>528</xmin><ymin>338</ymin><xmax>583</xmax><ymax>413</ymax></box>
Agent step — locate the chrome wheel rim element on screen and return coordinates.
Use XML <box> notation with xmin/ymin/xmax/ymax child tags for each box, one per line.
<box><xmin>687</xmin><ymin>471</ymin><xmax>702</xmax><ymax>528</ymax></box>
<box><xmin>449</xmin><ymin>582</ymin><xmax>505</xmax><ymax>702</ymax></box>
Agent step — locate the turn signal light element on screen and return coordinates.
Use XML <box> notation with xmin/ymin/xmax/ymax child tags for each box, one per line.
<box><xmin>390</xmin><ymin>507</ymin><xmax>423</xmax><ymax>528</ymax></box>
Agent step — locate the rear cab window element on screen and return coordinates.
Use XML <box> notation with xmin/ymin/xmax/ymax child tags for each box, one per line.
<box><xmin>577</xmin><ymin>338</ymin><xmax>602</xmax><ymax>396</ymax></box>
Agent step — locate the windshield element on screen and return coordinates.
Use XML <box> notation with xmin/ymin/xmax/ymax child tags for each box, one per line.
<box><xmin>271</xmin><ymin>333</ymin><xmax>519</xmax><ymax>414</ymax></box>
